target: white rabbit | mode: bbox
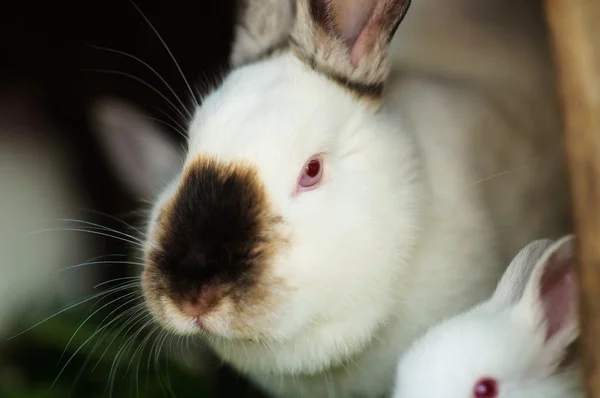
[393,235,581,398]
[90,0,568,396]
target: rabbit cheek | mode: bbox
[141,157,288,337]
[140,265,175,331]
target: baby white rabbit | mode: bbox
[91,0,568,396]
[393,235,581,398]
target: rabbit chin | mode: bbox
[142,249,405,375]
[151,290,392,375]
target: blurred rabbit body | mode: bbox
[0,88,93,338]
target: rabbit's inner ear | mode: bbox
[312,0,376,50]
[290,0,411,98]
[90,97,183,201]
[516,236,579,365]
[535,237,578,343]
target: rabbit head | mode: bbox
[91,0,420,376]
[393,235,580,398]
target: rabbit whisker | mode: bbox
[140,115,188,139]
[129,0,198,109]
[82,68,189,123]
[61,261,144,273]
[59,218,145,245]
[93,277,142,289]
[8,282,139,339]
[59,291,141,363]
[122,317,156,377]
[151,105,189,137]
[105,312,152,396]
[83,41,193,122]
[50,298,144,391]
[135,323,162,395]
[79,208,145,236]
[28,226,143,248]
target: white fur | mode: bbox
[150,52,423,377]
[93,0,568,396]
[392,236,581,398]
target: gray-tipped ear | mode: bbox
[493,235,578,368]
[230,0,296,68]
[90,97,183,200]
[291,0,411,96]
[491,239,556,306]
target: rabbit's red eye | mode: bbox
[297,155,323,192]
[473,378,498,398]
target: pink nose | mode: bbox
[180,286,217,318]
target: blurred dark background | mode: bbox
[0,1,266,396]
[1,0,235,214]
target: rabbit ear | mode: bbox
[519,235,578,345]
[490,239,556,307]
[291,0,411,98]
[495,236,578,371]
[90,97,183,200]
[491,236,578,369]
[230,0,296,68]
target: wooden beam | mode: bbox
[544,0,600,397]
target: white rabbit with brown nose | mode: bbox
[91,0,569,396]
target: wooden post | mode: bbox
[544,0,600,397]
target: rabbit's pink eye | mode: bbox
[473,378,498,398]
[305,159,320,178]
[297,155,323,191]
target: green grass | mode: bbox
[1,302,266,397]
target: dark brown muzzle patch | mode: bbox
[147,157,282,309]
